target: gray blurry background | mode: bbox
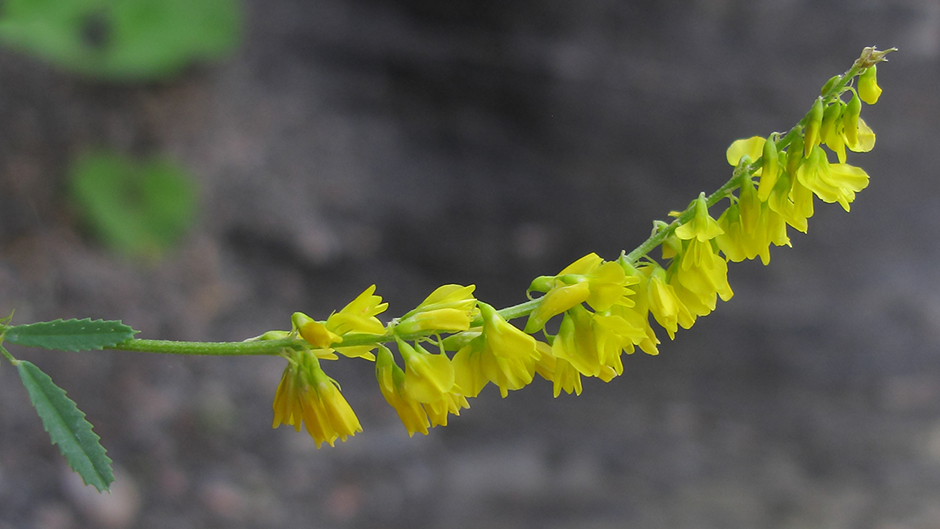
[2,1,939,528]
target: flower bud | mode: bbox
[527,276,555,294]
[819,101,844,146]
[820,74,843,96]
[803,97,824,156]
[757,134,779,202]
[843,92,861,146]
[292,312,342,349]
[786,134,804,177]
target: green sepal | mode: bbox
[16,360,114,492]
[3,318,137,352]
[439,330,481,352]
[820,74,843,96]
[527,276,555,294]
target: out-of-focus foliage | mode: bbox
[69,152,197,259]
[0,0,241,80]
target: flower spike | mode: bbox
[259,47,892,448]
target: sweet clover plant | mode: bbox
[0,47,895,492]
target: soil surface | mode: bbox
[2,1,940,528]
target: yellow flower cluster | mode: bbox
[272,349,362,448]
[269,48,891,446]
[270,285,388,446]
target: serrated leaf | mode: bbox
[16,360,113,492]
[4,318,136,352]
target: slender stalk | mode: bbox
[105,337,301,356]
[1,345,18,365]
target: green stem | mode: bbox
[105,337,302,356]
[1,345,18,365]
[623,173,744,264]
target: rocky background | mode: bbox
[2,1,940,528]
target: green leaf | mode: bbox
[16,360,114,492]
[69,151,198,259]
[4,318,136,352]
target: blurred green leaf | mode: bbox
[0,0,241,80]
[4,318,136,351]
[16,360,114,492]
[69,151,198,258]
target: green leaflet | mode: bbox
[3,318,136,352]
[16,360,113,492]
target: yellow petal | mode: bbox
[726,136,765,166]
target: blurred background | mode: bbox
[1,0,939,528]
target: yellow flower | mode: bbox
[796,147,869,211]
[454,302,540,398]
[845,117,876,154]
[668,273,710,322]
[675,194,723,242]
[544,327,585,397]
[784,171,816,231]
[726,136,765,167]
[523,282,590,333]
[451,337,489,399]
[327,284,388,335]
[533,340,555,381]
[291,313,340,360]
[524,253,638,333]
[680,238,733,298]
[765,205,791,247]
[397,338,456,404]
[716,203,748,262]
[535,338,581,397]
[376,345,469,434]
[737,179,769,263]
[663,239,731,327]
[641,263,693,340]
[819,98,875,164]
[294,285,388,361]
[556,306,600,376]
[395,284,477,335]
[272,350,362,448]
[423,391,470,428]
[549,356,583,397]
[609,261,660,355]
[592,311,647,372]
[819,100,846,162]
[375,346,430,437]
[858,65,882,105]
[718,178,790,266]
